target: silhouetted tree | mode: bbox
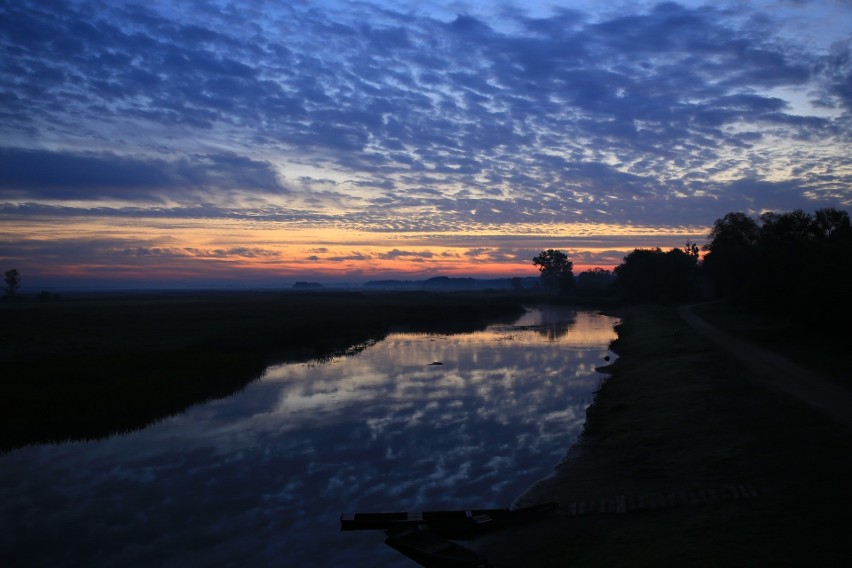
[615,249,661,302]
[684,240,700,258]
[707,212,761,248]
[532,249,574,293]
[813,207,852,240]
[801,208,852,326]
[702,207,852,327]
[759,209,814,247]
[746,210,813,313]
[4,268,20,296]
[614,246,699,303]
[702,212,760,300]
[576,268,614,295]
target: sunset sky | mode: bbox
[1,0,850,289]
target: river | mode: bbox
[0,306,618,567]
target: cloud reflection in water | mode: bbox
[0,307,617,567]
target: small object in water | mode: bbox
[429,361,444,366]
[604,355,610,361]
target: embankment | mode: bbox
[472,304,852,566]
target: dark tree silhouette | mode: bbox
[4,268,20,296]
[813,207,852,240]
[576,268,614,294]
[759,209,814,246]
[702,207,852,327]
[702,212,761,300]
[614,245,699,303]
[532,249,574,293]
[707,212,761,248]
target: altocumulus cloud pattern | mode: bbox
[0,0,850,285]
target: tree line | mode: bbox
[534,207,851,326]
[702,208,851,326]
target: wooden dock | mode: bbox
[564,483,758,517]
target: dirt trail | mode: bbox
[678,304,852,429]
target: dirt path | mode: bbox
[678,304,852,429]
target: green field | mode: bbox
[0,291,525,451]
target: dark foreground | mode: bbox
[6,292,851,566]
[0,291,525,452]
[471,303,852,566]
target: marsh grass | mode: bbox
[0,291,524,451]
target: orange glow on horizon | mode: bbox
[1,214,705,284]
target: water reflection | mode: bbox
[0,307,618,567]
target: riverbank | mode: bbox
[0,291,525,452]
[471,303,852,566]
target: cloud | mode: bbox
[815,43,852,112]
[325,252,373,262]
[0,147,287,201]
[377,249,436,260]
[0,237,271,264]
[121,247,281,259]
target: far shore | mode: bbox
[471,303,852,566]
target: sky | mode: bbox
[1,0,851,289]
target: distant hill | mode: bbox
[364,276,540,291]
[292,281,324,289]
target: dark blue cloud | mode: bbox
[816,43,852,112]
[0,148,287,200]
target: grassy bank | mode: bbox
[0,291,525,452]
[473,304,852,566]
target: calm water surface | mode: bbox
[1,307,618,567]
